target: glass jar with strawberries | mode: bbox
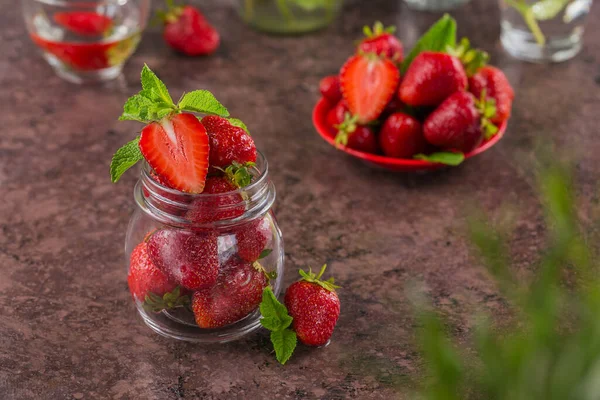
[112,66,284,342]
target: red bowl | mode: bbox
[312,97,507,172]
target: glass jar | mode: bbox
[235,0,344,34]
[22,0,149,84]
[499,0,593,63]
[125,152,284,342]
[403,0,471,11]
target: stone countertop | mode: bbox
[1,0,599,398]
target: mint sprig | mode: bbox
[414,152,465,166]
[400,14,457,74]
[110,137,143,183]
[260,287,297,365]
[118,64,229,123]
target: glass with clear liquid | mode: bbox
[500,0,593,63]
[22,0,150,83]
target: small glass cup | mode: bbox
[22,0,150,83]
[500,0,593,63]
[236,0,344,34]
[126,152,284,342]
[403,0,471,11]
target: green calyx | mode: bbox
[298,264,340,292]
[216,161,256,188]
[476,89,499,140]
[447,37,489,77]
[154,0,183,25]
[143,286,190,313]
[363,21,396,38]
[334,113,358,147]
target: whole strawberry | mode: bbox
[147,229,219,290]
[335,115,379,154]
[128,242,176,301]
[319,75,342,104]
[285,265,341,346]
[469,66,514,124]
[159,3,219,56]
[326,100,349,133]
[340,53,400,124]
[235,217,272,262]
[423,91,497,153]
[201,116,257,168]
[399,51,467,107]
[357,21,403,63]
[380,112,427,158]
[192,258,268,328]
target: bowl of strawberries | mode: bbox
[313,17,514,172]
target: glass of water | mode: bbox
[403,0,471,11]
[22,0,150,83]
[500,0,593,63]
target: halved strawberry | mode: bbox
[54,12,113,36]
[340,54,400,124]
[139,113,209,194]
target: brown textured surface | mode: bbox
[1,0,600,398]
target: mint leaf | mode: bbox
[140,64,173,106]
[260,287,293,331]
[531,0,570,20]
[270,329,297,365]
[228,118,250,135]
[400,14,457,74]
[414,152,465,166]
[110,137,143,183]
[178,90,229,117]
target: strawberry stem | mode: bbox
[297,264,340,292]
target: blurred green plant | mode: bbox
[416,156,600,400]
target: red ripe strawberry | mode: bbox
[335,115,379,154]
[380,112,427,158]
[340,54,400,124]
[192,258,268,328]
[284,265,341,346]
[326,100,349,132]
[139,113,209,194]
[127,242,176,301]
[469,66,514,124]
[357,22,403,63]
[186,176,245,223]
[399,51,468,107]
[235,217,272,262]
[147,229,219,290]
[319,75,342,104]
[54,12,113,36]
[423,91,490,153]
[161,5,219,56]
[201,116,257,168]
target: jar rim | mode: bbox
[135,150,275,229]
